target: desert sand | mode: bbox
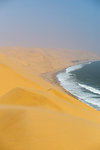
[0,47,100,150]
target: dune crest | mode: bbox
[0,47,100,150]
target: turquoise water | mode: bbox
[56,61,100,111]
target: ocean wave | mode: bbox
[79,83,100,95]
[56,60,100,111]
[66,61,92,74]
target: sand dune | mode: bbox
[0,106,100,150]
[0,47,100,150]
[0,88,62,112]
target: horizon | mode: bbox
[0,0,100,54]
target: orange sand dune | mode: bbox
[0,47,100,150]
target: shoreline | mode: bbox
[1,47,100,150]
[51,59,100,110]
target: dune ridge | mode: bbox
[0,47,100,150]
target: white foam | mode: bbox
[56,61,100,111]
[79,83,100,95]
[66,61,92,74]
[66,64,84,73]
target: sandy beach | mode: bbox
[0,47,100,150]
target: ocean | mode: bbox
[56,61,100,111]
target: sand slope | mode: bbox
[0,47,100,150]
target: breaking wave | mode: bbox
[79,83,100,95]
[56,61,100,111]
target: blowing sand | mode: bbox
[0,47,100,150]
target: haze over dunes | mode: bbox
[0,47,100,150]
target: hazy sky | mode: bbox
[0,0,100,53]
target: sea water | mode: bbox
[56,61,100,111]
